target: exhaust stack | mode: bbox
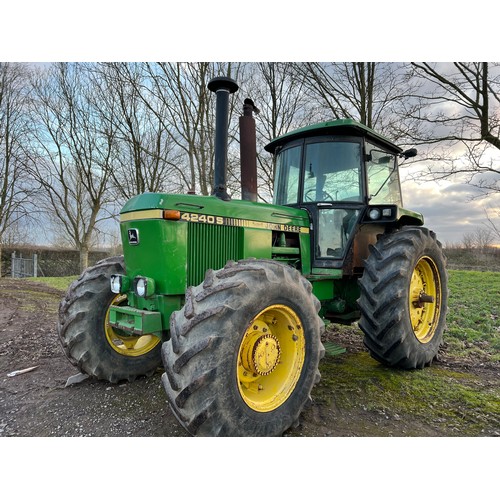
[207,76,239,201]
[240,98,259,202]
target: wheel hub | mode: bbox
[240,329,281,376]
[409,256,441,343]
[252,334,281,375]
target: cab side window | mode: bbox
[366,142,402,205]
[273,145,301,205]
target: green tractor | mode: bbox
[58,76,448,436]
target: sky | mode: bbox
[400,174,499,245]
[3,3,499,247]
[397,120,500,245]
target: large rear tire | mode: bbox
[358,227,448,369]
[161,259,325,436]
[58,256,162,382]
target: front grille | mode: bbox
[187,223,243,287]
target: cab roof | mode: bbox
[264,118,402,155]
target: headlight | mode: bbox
[134,276,155,297]
[368,208,381,220]
[110,274,130,294]
[135,278,147,297]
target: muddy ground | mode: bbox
[0,278,499,438]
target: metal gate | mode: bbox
[11,252,38,278]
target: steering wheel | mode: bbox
[304,189,334,202]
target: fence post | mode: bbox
[11,252,15,278]
[34,254,38,278]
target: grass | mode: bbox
[445,270,500,361]
[26,276,78,291]
[315,351,500,435]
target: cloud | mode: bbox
[401,178,500,245]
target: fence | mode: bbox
[2,246,117,277]
[10,252,40,278]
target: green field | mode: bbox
[446,270,500,361]
[311,269,500,436]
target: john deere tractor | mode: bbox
[58,76,448,436]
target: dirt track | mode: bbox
[0,278,499,437]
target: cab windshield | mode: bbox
[303,141,362,202]
[273,140,363,205]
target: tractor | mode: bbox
[58,76,448,436]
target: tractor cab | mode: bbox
[266,119,421,273]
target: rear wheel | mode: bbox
[58,256,162,382]
[358,227,448,369]
[161,259,325,436]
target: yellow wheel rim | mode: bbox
[104,294,160,357]
[237,305,305,412]
[409,257,441,343]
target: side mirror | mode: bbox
[401,148,417,159]
[378,155,392,164]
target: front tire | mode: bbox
[358,227,448,369]
[58,256,162,382]
[161,259,325,436]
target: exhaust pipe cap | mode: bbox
[208,76,239,94]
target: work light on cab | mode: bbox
[368,208,381,220]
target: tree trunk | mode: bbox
[79,244,89,273]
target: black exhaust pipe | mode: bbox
[207,76,239,201]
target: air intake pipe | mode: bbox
[207,76,239,201]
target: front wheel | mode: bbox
[58,256,162,382]
[161,259,325,436]
[358,227,448,369]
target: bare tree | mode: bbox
[139,62,242,196]
[408,62,500,195]
[461,232,475,250]
[292,62,422,141]
[462,227,495,251]
[485,206,500,240]
[88,63,182,201]
[28,63,115,272]
[0,63,35,276]
[474,227,495,249]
